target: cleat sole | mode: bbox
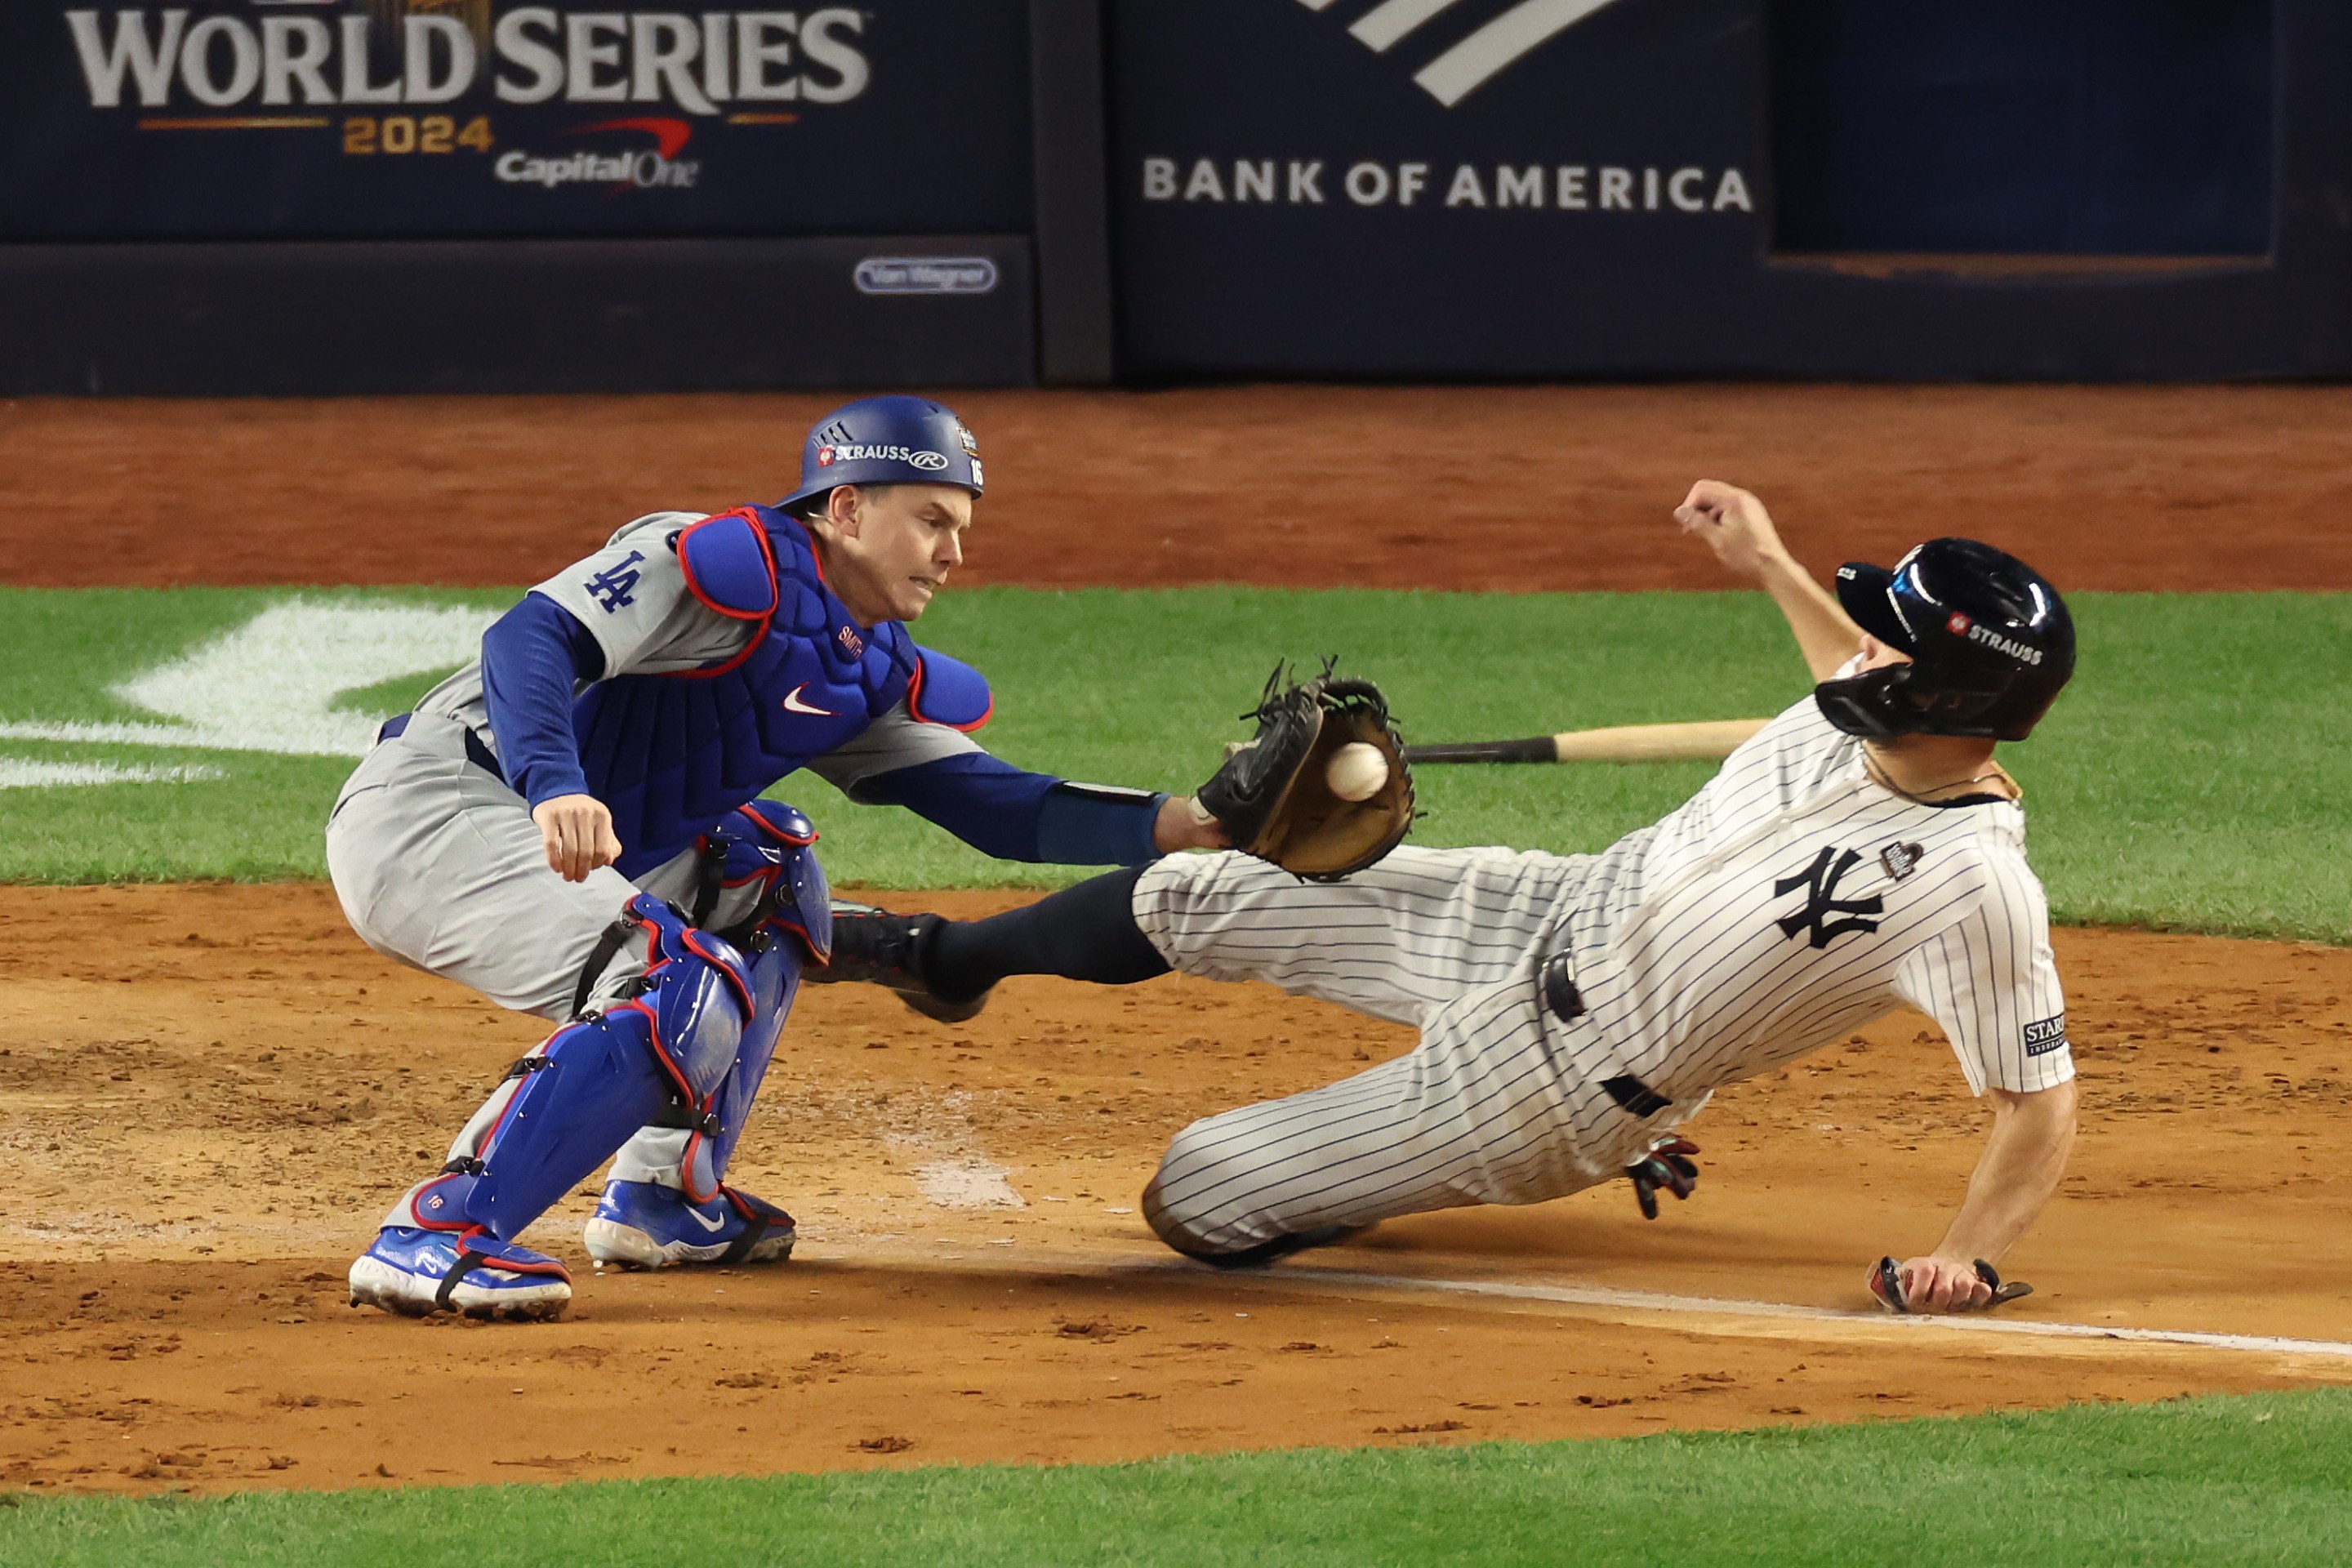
[582,1216,796,1271]
[346,1254,572,1323]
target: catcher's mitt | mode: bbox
[1196,663,1414,880]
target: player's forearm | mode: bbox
[861,755,1174,866]
[1753,549,1865,683]
[1932,1080,2077,1265]
[480,593,606,806]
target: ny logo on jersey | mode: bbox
[1775,845,1886,949]
[583,551,646,612]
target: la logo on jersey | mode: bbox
[585,551,646,613]
[1775,845,1886,949]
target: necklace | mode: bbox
[1863,750,2012,804]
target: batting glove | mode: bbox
[1868,1256,2034,1314]
[1625,1136,1700,1220]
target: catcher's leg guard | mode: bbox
[385,894,757,1244]
[583,934,806,1267]
[636,801,832,960]
[684,929,804,1197]
[672,803,823,1198]
[607,805,826,1201]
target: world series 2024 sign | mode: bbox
[0,1,1032,240]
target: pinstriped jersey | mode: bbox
[1548,689,2072,1102]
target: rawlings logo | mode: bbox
[815,443,950,470]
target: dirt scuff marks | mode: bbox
[0,884,2345,1491]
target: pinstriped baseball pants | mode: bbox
[1131,847,1681,1256]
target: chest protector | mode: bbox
[574,506,916,878]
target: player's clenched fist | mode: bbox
[1868,1254,2033,1315]
[1873,1254,1990,1313]
[1673,479,1790,581]
[532,794,623,883]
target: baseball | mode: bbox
[1325,742,1389,802]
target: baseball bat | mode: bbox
[1404,718,1771,766]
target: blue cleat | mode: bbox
[583,1180,798,1270]
[346,1225,572,1321]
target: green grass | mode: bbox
[0,586,2343,941]
[5,1390,2351,1566]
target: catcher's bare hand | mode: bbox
[1626,1136,1700,1220]
[533,794,622,883]
[1673,481,1788,581]
[1867,1254,2033,1315]
[1156,795,1230,853]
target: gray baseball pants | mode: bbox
[325,710,765,1194]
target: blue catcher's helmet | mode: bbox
[1815,538,2074,742]
[779,395,983,513]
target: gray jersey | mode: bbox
[326,510,1005,1205]
[409,511,983,791]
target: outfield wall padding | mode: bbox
[1106,0,2352,381]
[0,236,1035,396]
[6,0,2350,389]
[0,1,1054,393]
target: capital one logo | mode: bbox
[1294,0,1629,107]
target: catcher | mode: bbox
[824,481,2078,1315]
[325,396,1232,1321]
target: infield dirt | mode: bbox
[3,385,2348,1494]
[0,885,2346,1494]
[9,383,2352,591]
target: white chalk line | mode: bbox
[0,759,224,789]
[0,598,499,763]
[1274,1267,2352,1361]
[844,1243,2352,1363]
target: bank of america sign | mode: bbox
[1295,0,1628,106]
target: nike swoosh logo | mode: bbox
[782,684,836,717]
[685,1205,728,1233]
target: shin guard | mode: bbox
[680,929,805,1201]
[394,895,758,1242]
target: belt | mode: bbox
[376,711,507,786]
[1539,952,1673,1119]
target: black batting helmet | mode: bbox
[1814,538,2074,742]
